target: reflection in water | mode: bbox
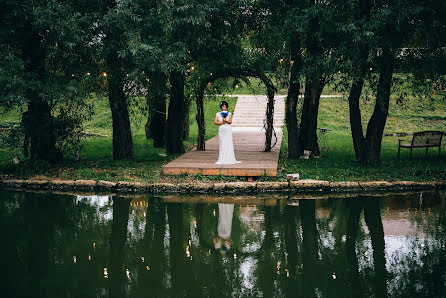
[214,204,234,256]
[0,190,445,297]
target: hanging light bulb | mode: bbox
[73,256,77,264]
[104,268,109,279]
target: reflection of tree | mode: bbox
[167,203,186,295]
[109,196,131,298]
[258,207,275,297]
[2,191,446,297]
[300,199,319,298]
[364,198,387,298]
[283,204,299,295]
[344,198,363,297]
[135,196,167,297]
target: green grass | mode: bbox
[278,94,446,182]
[0,91,445,183]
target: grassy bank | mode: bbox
[0,91,445,183]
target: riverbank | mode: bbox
[1,178,444,195]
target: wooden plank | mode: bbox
[163,131,282,177]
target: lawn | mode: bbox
[0,86,445,183]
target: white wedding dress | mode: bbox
[215,112,241,165]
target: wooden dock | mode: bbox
[163,131,282,178]
[163,95,284,179]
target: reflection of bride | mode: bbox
[214,101,241,165]
[213,203,234,256]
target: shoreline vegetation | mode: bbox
[1,89,445,186]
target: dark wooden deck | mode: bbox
[163,131,282,177]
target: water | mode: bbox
[0,190,445,298]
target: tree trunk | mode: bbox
[286,44,301,159]
[299,79,323,155]
[22,26,61,162]
[264,84,275,152]
[364,46,393,164]
[165,71,185,154]
[107,65,134,160]
[348,74,368,162]
[182,95,190,140]
[196,86,206,151]
[145,73,167,148]
[27,97,62,162]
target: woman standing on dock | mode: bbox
[214,101,241,165]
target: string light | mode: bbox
[88,255,92,261]
[332,272,336,279]
[126,269,130,279]
[104,268,109,279]
[86,72,90,76]
[102,72,107,77]
[73,256,77,264]
[146,265,150,271]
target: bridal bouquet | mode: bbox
[220,111,228,118]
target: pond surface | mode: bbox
[0,190,445,298]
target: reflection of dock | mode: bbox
[163,95,284,179]
[161,194,280,206]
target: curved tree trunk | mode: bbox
[348,74,368,162]
[264,83,275,152]
[365,46,393,164]
[166,71,185,154]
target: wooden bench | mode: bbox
[398,131,443,158]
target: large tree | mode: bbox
[343,0,446,164]
[99,0,135,160]
[0,0,95,162]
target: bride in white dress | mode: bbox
[214,101,241,165]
